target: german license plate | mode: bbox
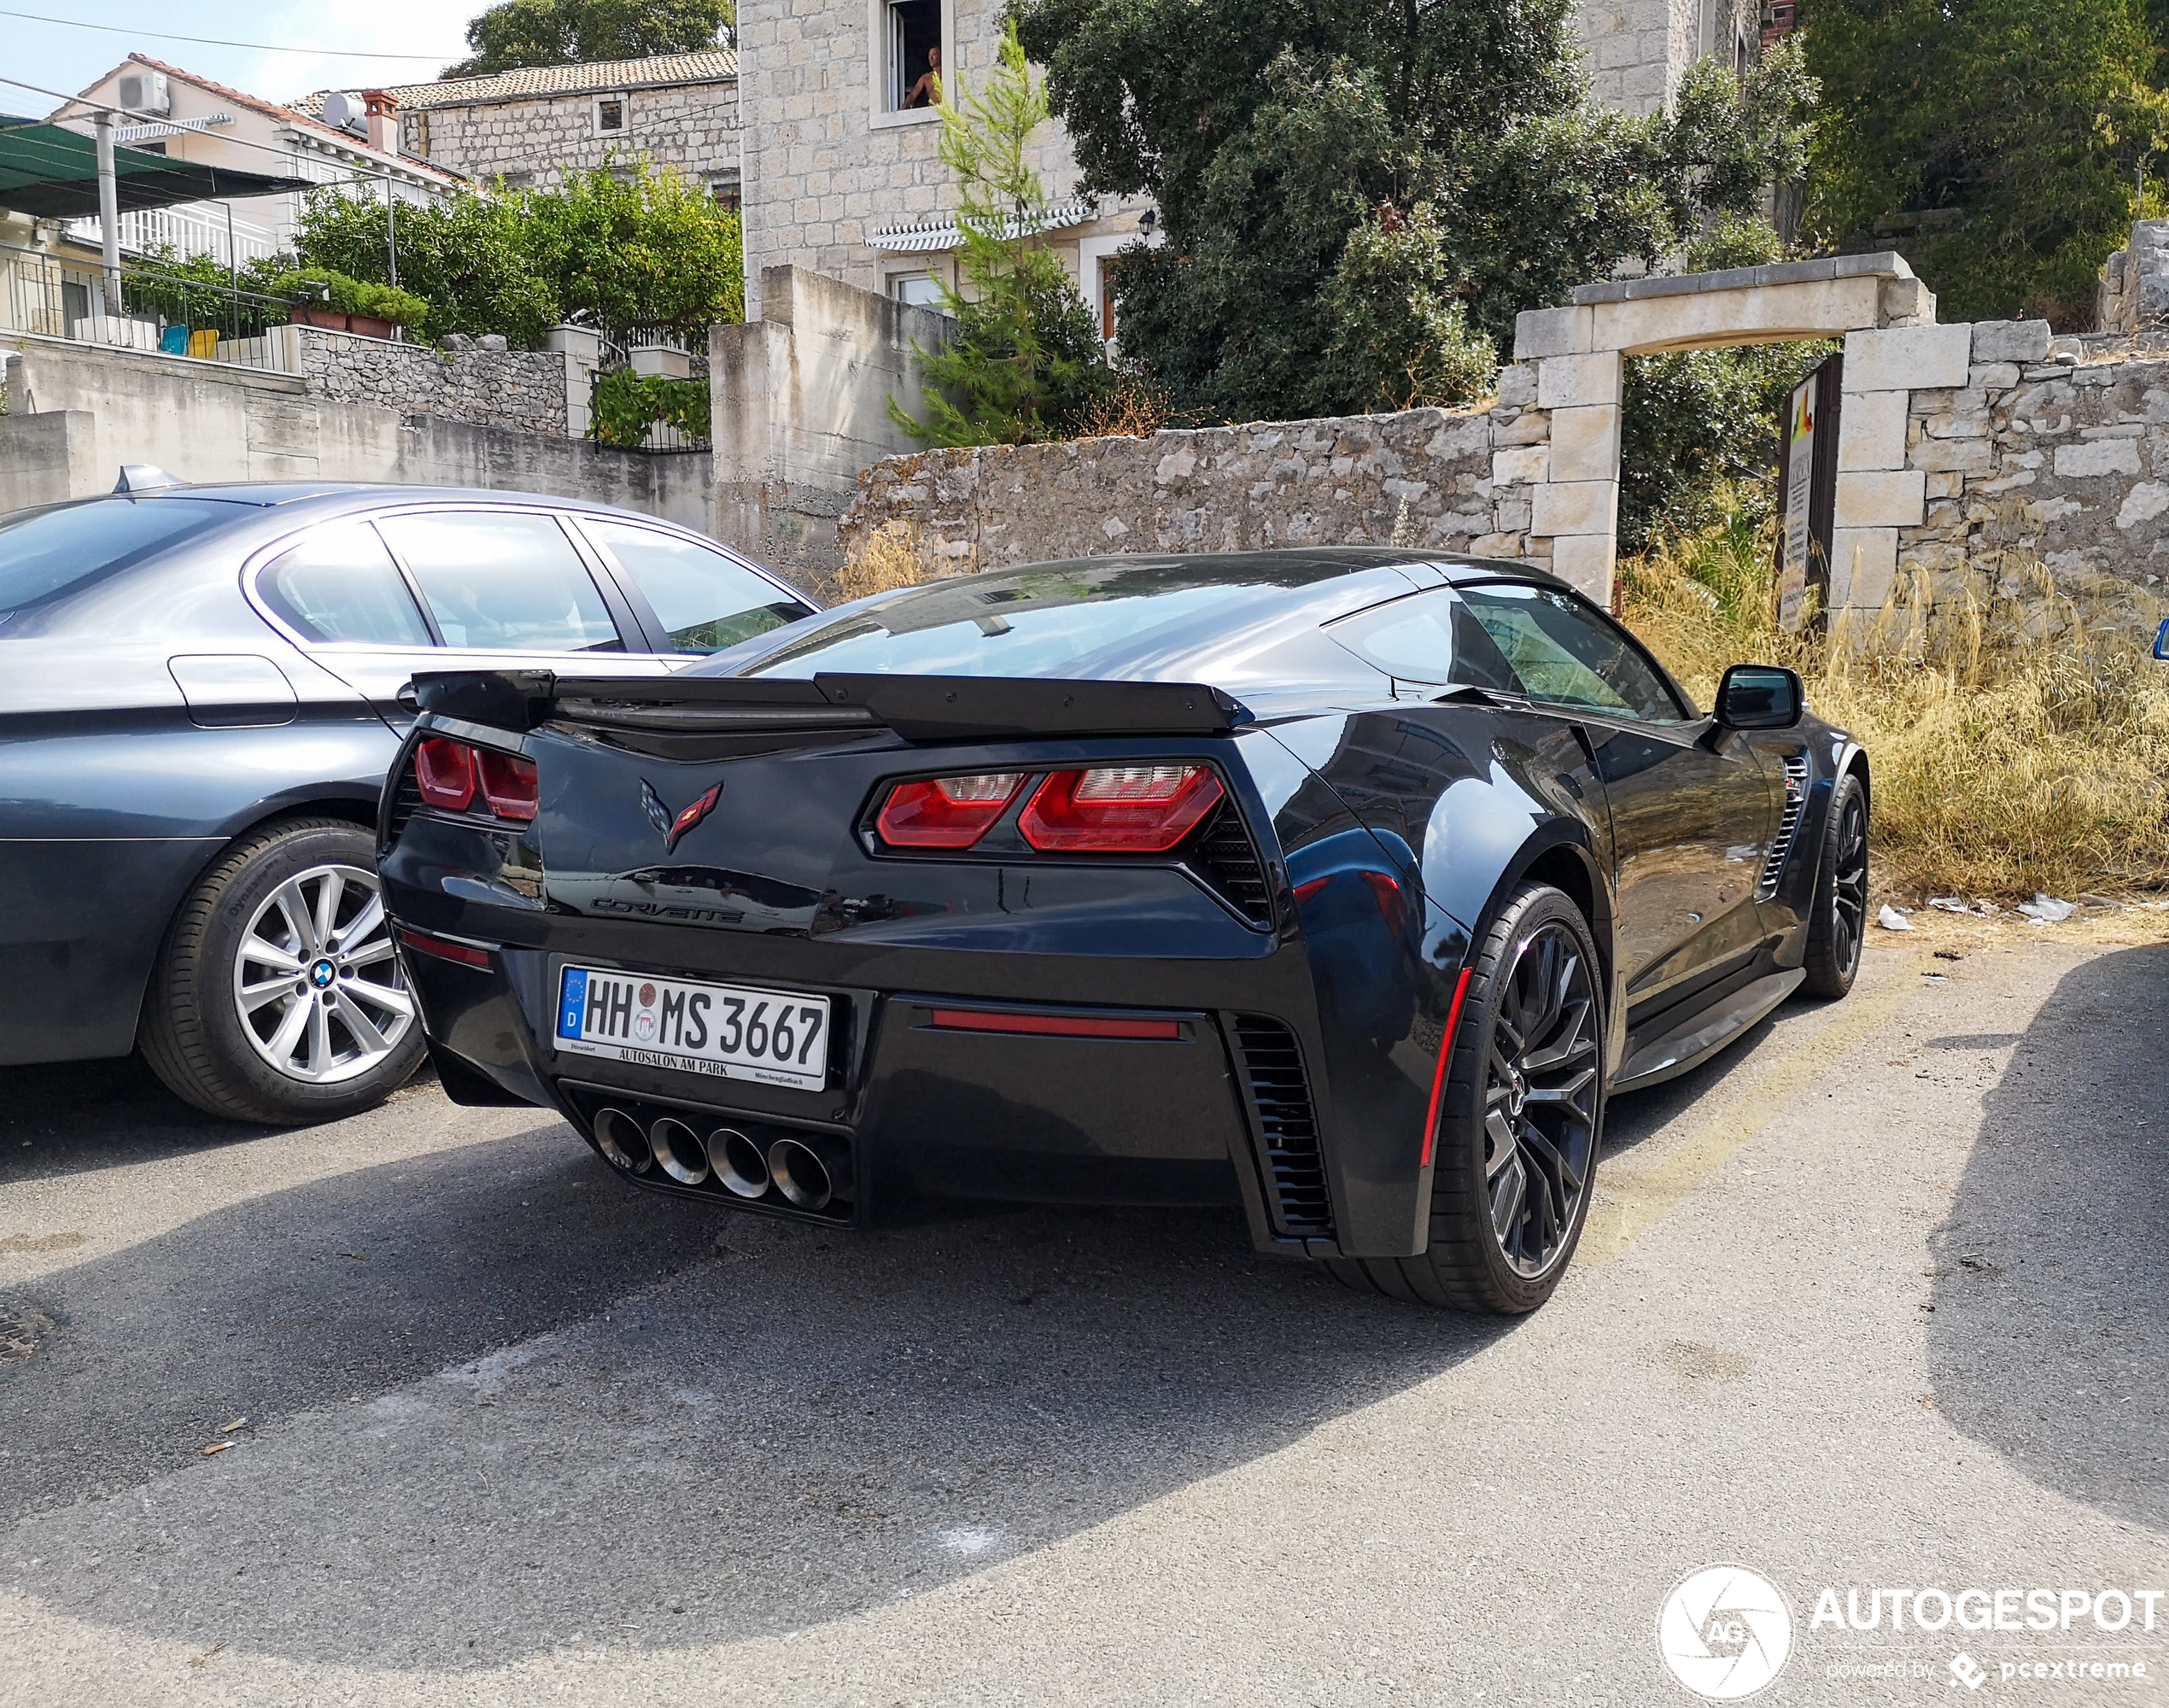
[554,965,830,1091]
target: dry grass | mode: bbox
[1617,512,2169,904]
[1064,376,1201,441]
[836,520,942,602]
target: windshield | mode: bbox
[0,497,241,614]
[728,559,1334,680]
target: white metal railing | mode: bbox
[0,240,301,373]
[61,204,283,269]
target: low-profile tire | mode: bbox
[1801,772,1868,1000]
[1331,881,1605,1315]
[139,817,425,1125]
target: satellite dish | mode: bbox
[320,91,366,135]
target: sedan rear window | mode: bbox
[0,497,239,613]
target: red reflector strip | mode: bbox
[394,926,494,968]
[1418,967,1475,1170]
[927,1008,1182,1041]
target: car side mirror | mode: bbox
[2154,617,2169,661]
[1715,664,1804,730]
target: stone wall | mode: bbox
[295,328,568,437]
[405,77,740,195]
[1869,325,2169,622]
[838,396,1530,572]
[0,336,710,539]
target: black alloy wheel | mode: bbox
[1804,772,1868,998]
[1482,918,1603,1278]
[1330,880,1605,1314]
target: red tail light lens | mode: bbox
[1019,764,1225,852]
[412,737,537,822]
[414,737,476,810]
[476,750,539,822]
[876,772,1026,848]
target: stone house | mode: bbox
[735,0,1759,332]
[298,52,743,207]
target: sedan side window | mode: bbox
[1456,583,1688,722]
[254,522,434,646]
[1324,590,1521,692]
[376,511,624,653]
[585,520,814,653]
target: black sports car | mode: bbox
[0,481,814,1123]
[379,549,1869,1313]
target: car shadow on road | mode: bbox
[1927,944,2169,1532]
[0,1108,1510,1670]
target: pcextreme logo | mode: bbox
[1657,1565,1795,1699]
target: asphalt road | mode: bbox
[2,931,2165,1705]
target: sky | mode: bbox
[1,0,476,118]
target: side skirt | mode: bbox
[1611,967,1806,1094]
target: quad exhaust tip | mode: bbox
[712,1127,771,1199]
[648,1116,710,1186]
[592,1107,652,1174]
[766,1137,832,1212]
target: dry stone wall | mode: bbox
[838,397,1536,573]
[295,328,567,438]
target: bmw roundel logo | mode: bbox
[309,958,337,989]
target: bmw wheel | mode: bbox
[140,818,426,1124]
[1332,881,1605,1314]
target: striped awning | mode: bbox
[868,200,1098,254]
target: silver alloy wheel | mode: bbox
[231,861,414,1084]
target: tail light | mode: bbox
[876,772,1027,848]
[1019,764,1224,852]
[411,736,538,823]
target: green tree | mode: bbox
[1808,0,2167,325]
[295,163,742,348]
[447,0,733,77]
[1013,0,1816,420]
[891,21,1110,446]
[295,186,558,346]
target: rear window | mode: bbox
[0,497,240,613]
[730,561,1289,680]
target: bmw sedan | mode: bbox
[377,549,1870,1313]
[0,482,815,1123]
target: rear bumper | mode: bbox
[400,940,1289,1241]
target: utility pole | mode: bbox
[93,109,122,321]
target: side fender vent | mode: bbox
[1229,1015,1332,1237]
[383,765,424,846]
[1756,753,1811,901]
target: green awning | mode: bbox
[0,114,311,220]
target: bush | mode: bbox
[588,366,711,447]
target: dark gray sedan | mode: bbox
[0,481,815,1123]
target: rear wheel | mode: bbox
[139,819,425,1125]
[1331,882,1605,1313]
[1802,772,1868,999]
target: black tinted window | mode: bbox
[0,497,238,613]
[257,522,433,646]
[1457,583,1687,722]
[377,511,623,653]
[1325,591,1521,692]
[587,520,811,653]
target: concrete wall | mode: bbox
[0,336,709,533]
[710,266,953,587]
[295,328,568,437]
[838,399,1529,572]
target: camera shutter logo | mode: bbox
[1657,1565,1794,1699]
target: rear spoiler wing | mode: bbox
[409,670,1251,743]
